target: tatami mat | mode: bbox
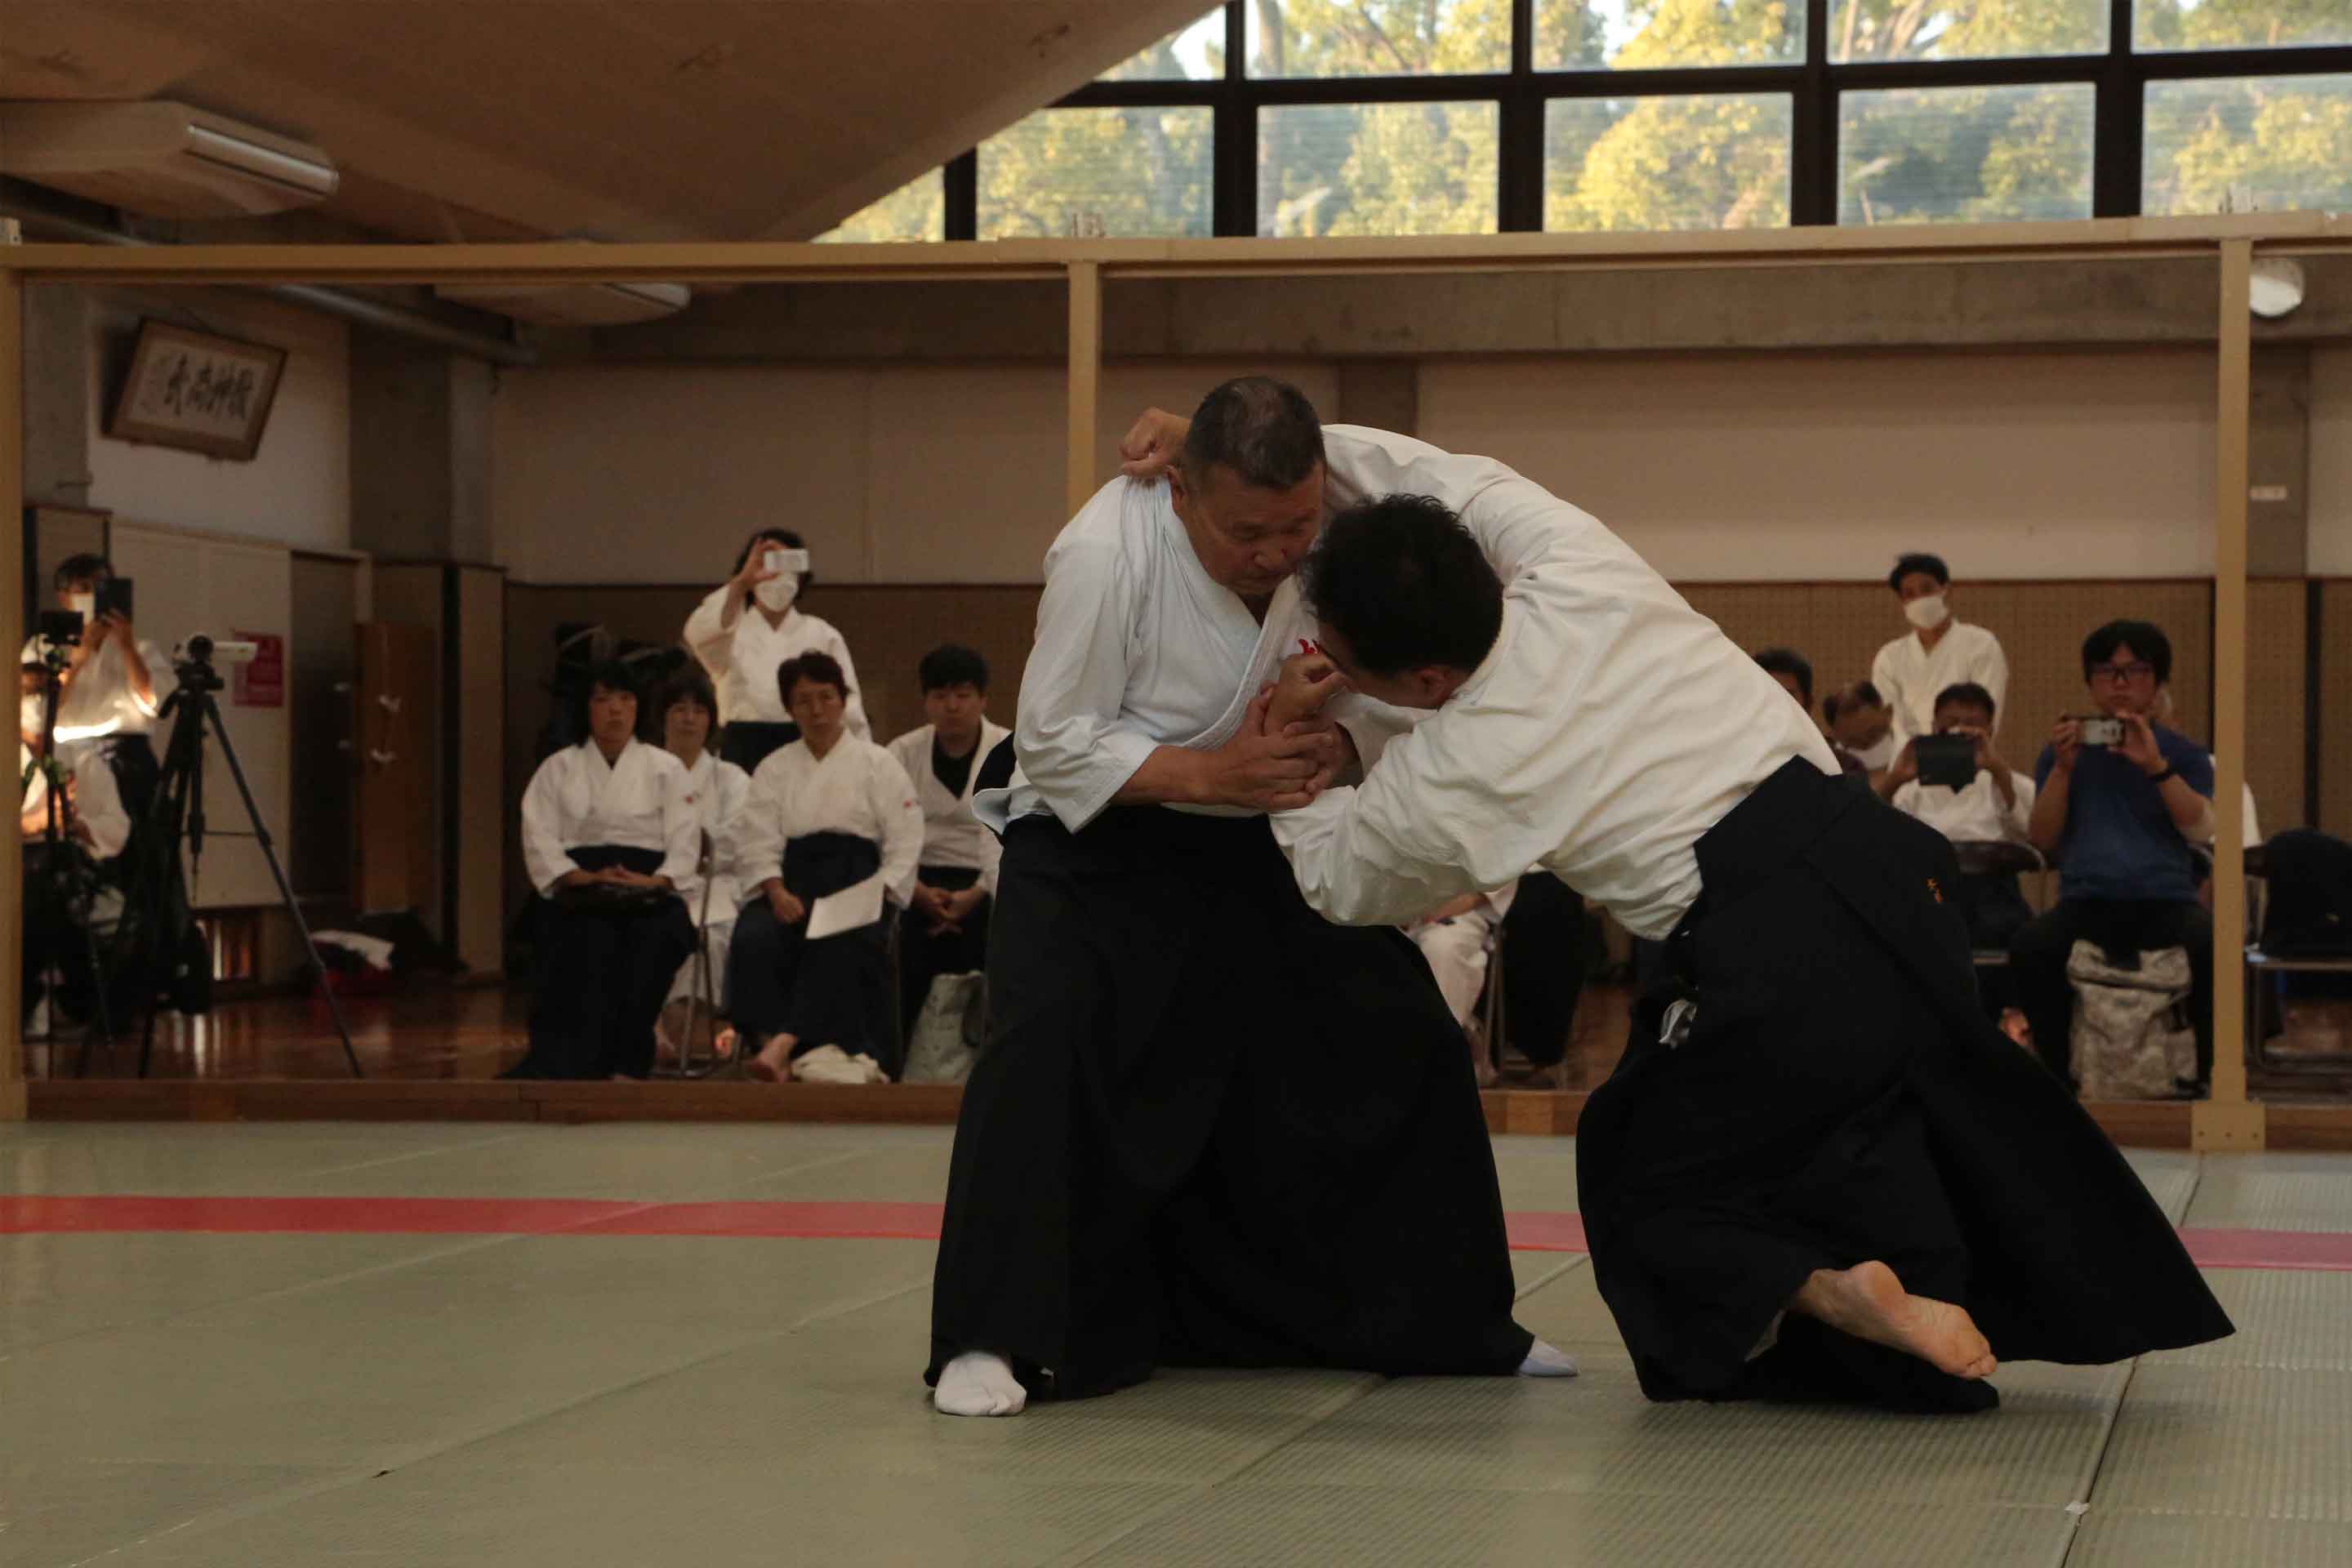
[5,1121,2350,1568]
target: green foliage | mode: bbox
[814,173,945,244]
[978,108,1214,238]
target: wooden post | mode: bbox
[1066,261,1102,519]
[0,262,25,1119]
[2195,238,2264,1152]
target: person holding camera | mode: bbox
[683,528,870,774]
[22,555,167,819]
[1883,682,2036,951]
[2008,621,2216,1090]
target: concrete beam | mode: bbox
[559,256,2352,367]
[20,283,91,506]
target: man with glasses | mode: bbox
[2010,620,2217,1091]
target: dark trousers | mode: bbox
[514,848,694,1080]
[2011,898,2213,1087]
[898,864,989,1038]
[929,809,1530,1400]
[1499,871,1586,1068]
[726,831,893,1071]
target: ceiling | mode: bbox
[0,0,1214,243]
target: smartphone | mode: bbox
[2078,716,2125,747]
[762,547,811,576]
[1915,733,1976,790]
[95,577,133,621]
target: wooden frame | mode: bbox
[103,318,288,461]
[8,212,2352,1130]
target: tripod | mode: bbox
[118,638,362,1079]
[24,642,118,1067]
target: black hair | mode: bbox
[1753,648,1814,705]
[1181,376,1327,493]
[1298,493,1503,676]
[777,651,850,708]
[1933,680,1998,723]
[54,554,110,591]
[1887,552,1950,592]
[584,659,640,699]
[654,668,718,720]
[2082,619,2173,684]
[917,644,989,695]
[1819,679,1885,726]
[729,528,813,603]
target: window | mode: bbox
[978,107,1214,239]
[889,2,2352,237]
[1536,0,1805,69]
[1247,0,1511,78]
[1548,95,1793,230]
[2136,0,2352,52]
[1829,0,2106,63]
[1841,83,2096,223]
[813,172,945,244]
[2144,73,2352,215]
[1260,102,1501,234]
[1102,7,1227,80]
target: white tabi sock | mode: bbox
[933,1350,1027,1416]
[1517,1339,1579,1378]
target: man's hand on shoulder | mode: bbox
[1118,408,1190,481]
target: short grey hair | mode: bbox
[1181,376,1326,492]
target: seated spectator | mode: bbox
[1755,648,1871,793]
[733,653,924,1085]
[1494,872,1590,1092]
[509,662,699,1080]
[1885,680,2036,949]
[2010,621,2216,1091]
[887,645,1009,1039]
[1871,552,2009,748]
[1408,882,1517,1085]
[683,529,869,773]
[653,670,751,1063]
[20,662,133,1032]
[24,554,171,822]
[1821,680,1898,776]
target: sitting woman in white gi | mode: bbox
[732,652,923,1084]
[683,528,870,775]
[509,661,699,1080]
[652,670,751,1064]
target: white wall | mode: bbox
[1420,350,2221,583]
[489,361,1342,585]
[2310,348,2352,577]
[86,290,352,551]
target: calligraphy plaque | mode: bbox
[105,320,289,461]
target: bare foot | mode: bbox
[1790,1261,1998,1381]
[745,1034,795,1083]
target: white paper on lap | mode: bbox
[807,875,886,941]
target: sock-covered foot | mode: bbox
[1517,1339,1579,1378]
[933,1351,1027,1416]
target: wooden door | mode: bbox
[355,622,436,915]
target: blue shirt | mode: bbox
[2034,724,2214,903]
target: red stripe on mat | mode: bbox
[1,1196,2345,1271]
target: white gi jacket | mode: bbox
[736,735,924,910]
[1893,769,2036,847]
[1870,622,2009,748]
[21,633,170,746]
[887,719,1010,897]
[675,750,753,920]
[681,588,871,739]
[519,737,699,900]
[20,742,131,861]
[1272,427,1840,942]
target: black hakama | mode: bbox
[727,830,897,1068]
[928,807,1533,1401]
[510,845,695,1080]
[1576,760,2233,1411]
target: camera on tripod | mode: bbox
[171,635,261,694]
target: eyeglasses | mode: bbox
[2088,662,2155,684]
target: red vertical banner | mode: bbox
[232,630,285,707]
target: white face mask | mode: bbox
[1854,733,1899,772]
[67,592,96,626]
[1904,593,1949,631]
[754,574,798,613]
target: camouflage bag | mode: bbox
[2067,941,2195,1099]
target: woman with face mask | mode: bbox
[682,528,871,773]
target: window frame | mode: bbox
[910,1,2352,238]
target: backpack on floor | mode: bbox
[2068,942,2194,1099]
[902,971,986,1085]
